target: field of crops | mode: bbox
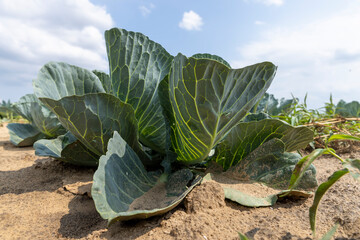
[0,28,359,240]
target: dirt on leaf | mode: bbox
[0,123,359,240]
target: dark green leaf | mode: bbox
[214,118,314,169]
[93,70,113,95]
[7,123,45,147]
[92,131,201,224]
[225,138,317,189]
[204,138,316,207]
[161,53,277,164]
[11,94,36,122]
[106,28,174,152]
[191,53,231,68]
[12,94,66,138]
[34,132,99,166]
[39,93,149,163]
[33,62,105,100]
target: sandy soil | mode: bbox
[0,123,359,240]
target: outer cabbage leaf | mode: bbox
[12,94,66,137]
[92,131,201,224]
[33,62,105,100]
[105,28,174,153]
[34,132,99,166]
[39,93,148,163]
[7,123,45,146]
[93,70,112,95]
[160,53,276,164]
[215,118,314,169]
[191,53,231,68]
[11,94,35,122]
[205,138,317,207]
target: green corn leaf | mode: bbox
[286,149,329,194]
[328,134,360,142]
[309,169,349,237]
[238,232,252,240]
[319,223,340,240]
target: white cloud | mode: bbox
[179,10,203,31]
[0,0,114,101]
[139,3,155,17]
[232,5,360,108]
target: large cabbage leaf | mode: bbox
[105,28,174,153]
[12,94,66,137]
[7,94,66,146]
[160,54,277,165]
[191,53,231,68]
[92,131,201,224]
[7,123,45,147]
[205,138,317,207]
[215,117,314,169]
[34,132,99,166]
[34,62,105,100]
[39,93,149,163]
[92,70,112,95]
[204,117,316,207]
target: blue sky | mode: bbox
[0,0,359,108]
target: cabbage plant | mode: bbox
[335,99,360,117]
[7,94,66,146]
[32,28,317,224]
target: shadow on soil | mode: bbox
[58,195,106,239]
[58,194,164,239]
[0,157,95,195]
